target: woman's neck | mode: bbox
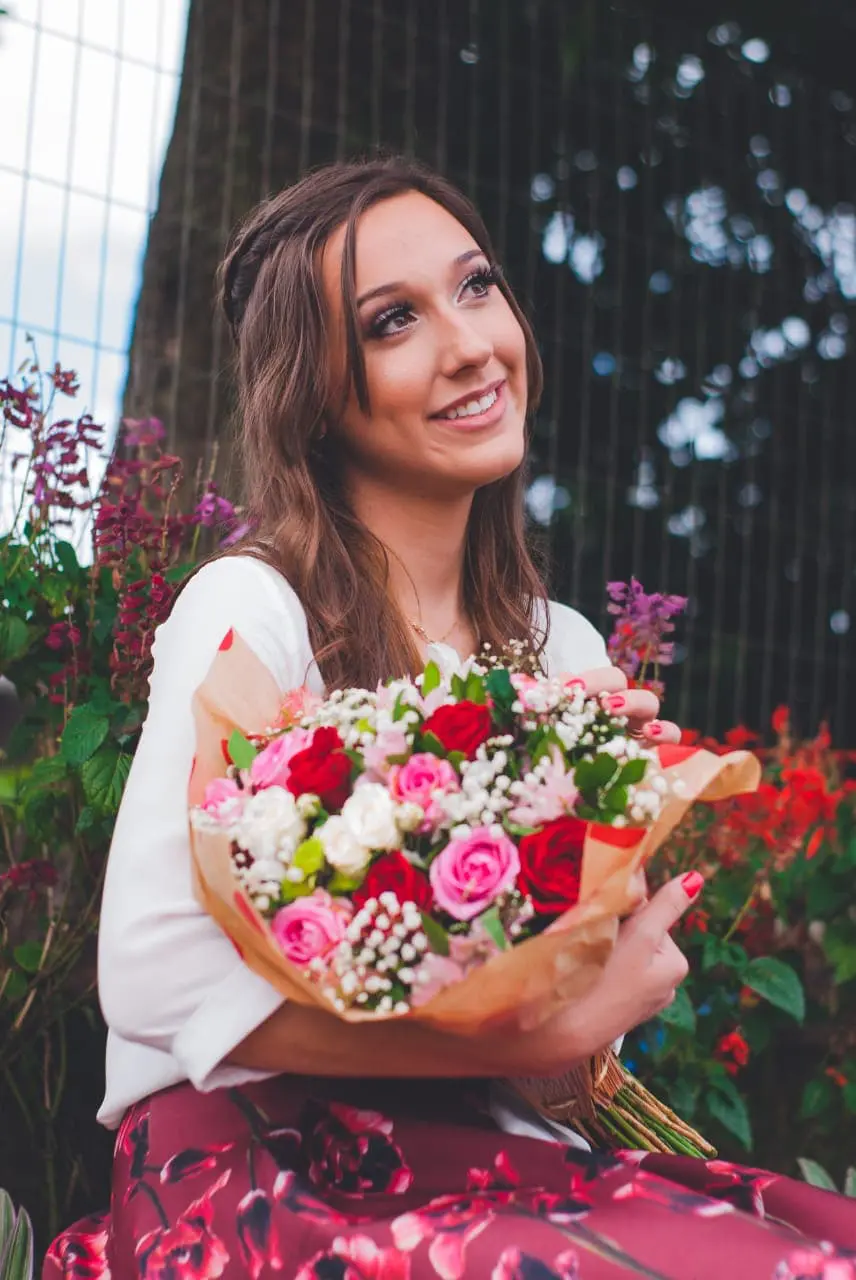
[347,475,473,641]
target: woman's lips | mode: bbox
[431,381,507,431]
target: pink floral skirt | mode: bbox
[44,1075,856,1280]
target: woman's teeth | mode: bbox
[438,388,498,420]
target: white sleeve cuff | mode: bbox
[171,963,286,1092]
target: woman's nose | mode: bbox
[437,309,493,375]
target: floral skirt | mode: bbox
[44,1075,856,1280]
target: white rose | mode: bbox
[341,782,399,850]
[318,815,372,876]
[236,786,306,863]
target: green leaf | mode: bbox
[464,671,487,704]
[13,940,44,973]
[227,730,258,770]
[420,911,450,957]
[0,1189,13,1259]
[578,752,619,790]
[485,667,516,714]
[447,751,467,771]
[707,1082,752,1150]
[81,747,132,814]
[843,1081,856,1115]
[823,921,856,985]
[328,871,361,894]
[74,806,99,836]
[25,756,67,789]
[617,758,648,785]
[744,956,805,1023]
[0,615,30,663]
[658,984,696,1033]
[60,705,110,766]
[604,784,629,814]
[421,661,441,696]
[1,1202,34,1280]
[2,971,28,1001]
[54,539,80,576]
[477,905,509,951]
[844,1167,856,1198]
[800,1076,836,1120]
[797,1158,838,1192]
[294,837,324,876]
[419,731,447,758]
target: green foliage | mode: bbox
[0,1190,34,1280]
[629,719,856,1174]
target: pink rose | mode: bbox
[429,827,521,921]
[388,753,459,831]
[249,728,314,790]
[271,891,352,967]
[362,729,409,780]
[201,777,243,822]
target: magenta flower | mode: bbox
[194,483,237,529]
[606,577,687,681]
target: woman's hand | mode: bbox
[231,876,701,1084]
[568,666,681,746]
[499,873,701,1077]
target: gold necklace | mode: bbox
[409,617,460,647]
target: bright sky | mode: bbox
[0,0,189,431]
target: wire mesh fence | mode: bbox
[3,0,855,741]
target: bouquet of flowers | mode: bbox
[189,630,759,1154]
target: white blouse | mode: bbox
[97,555,609,1129]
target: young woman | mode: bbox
[46,159,856,1280]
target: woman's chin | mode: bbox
[452,434,526,490]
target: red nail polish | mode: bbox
[681,871,705,899]
[647,720,663,736]
[607,694,626,711]
[566,677,586,692]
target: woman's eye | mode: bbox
[460,267,499,300]
[368,305,414,339]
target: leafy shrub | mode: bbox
[0,357,236,1237]
[629,712,856,1172]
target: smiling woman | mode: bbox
[43,158,856,1280]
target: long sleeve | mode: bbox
[544,600,610,674]
[97,556,318,1126]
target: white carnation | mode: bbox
[236,786,306,863]
[341,782,399,850]
[318,815,372,876]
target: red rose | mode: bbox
[353,852,433,911]
[517,817,588,916]
[421,700,493,759]
[286,726,353,811]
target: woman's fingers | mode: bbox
[566,667,628,697]
[630,873,704,950]
[640,718,681,745]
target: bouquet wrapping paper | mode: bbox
[188,631,761,1038]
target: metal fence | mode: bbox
[3,0,855,741]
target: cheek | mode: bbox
[363,342,434,421]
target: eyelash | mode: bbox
[366,265,501,339]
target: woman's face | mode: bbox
[322,191,529,498]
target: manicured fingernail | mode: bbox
[681,871,705,899]
[646,720,663,737]
[566,677,586,692]
[606,694,626,712]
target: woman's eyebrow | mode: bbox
[356,248,485,308]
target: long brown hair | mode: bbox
[218,156,549,690]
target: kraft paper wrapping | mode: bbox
[189,630,761,1038]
